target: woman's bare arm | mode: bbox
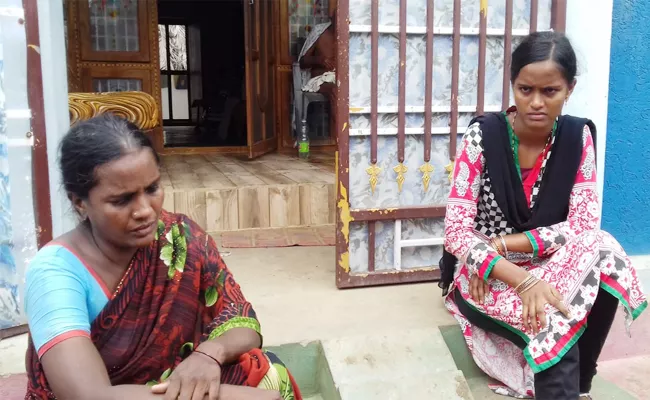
[41,337,164,400]
[194,327,262,365]
[486,258,530,288]
[40,337,266,400]
[501,233,534,253]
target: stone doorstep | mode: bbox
[336,372,474,400]
[319,327,474,400]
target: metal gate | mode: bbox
[335,0,567,288]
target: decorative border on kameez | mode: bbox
[463,295,532,346]
[599,275,648,320]
[461,286,647,374]
[479,254,503,282]
[523,319,587,373]
[208,316,262,340]
[524,280,648,372]
[466,295,587,374]
[524,230,543,259]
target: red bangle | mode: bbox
[193,350,223,369]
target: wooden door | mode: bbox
[65,0,163,150]
[244,0,277,159]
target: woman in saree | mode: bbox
[23,114,302,400]
[441,31,646,399]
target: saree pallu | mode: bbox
[25,211,301,400]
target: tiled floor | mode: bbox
[159,152,336,232]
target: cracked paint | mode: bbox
[337,181,354,273]
[480,0,488,15]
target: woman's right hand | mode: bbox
[520,279,571,335]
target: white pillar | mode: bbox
[563,0,614,223]
[37,0,76,236]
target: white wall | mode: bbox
[37,0,76,236]
[563,0,614,222]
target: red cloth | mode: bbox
[25,211,296,399]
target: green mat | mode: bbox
[439,325,637,400]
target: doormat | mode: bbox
[220,225,335,248]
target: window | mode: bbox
[159,24,190,122]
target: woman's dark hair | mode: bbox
[60,113,159,200]
[511,31,577,85]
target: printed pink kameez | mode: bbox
[444,121,647,397]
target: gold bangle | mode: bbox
[491,238,504,256]
[514,275,534,293]
[517,279,535,294]
[519,278,540,295]
[498,235,509,258]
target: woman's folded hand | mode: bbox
[151,351,222,400]
[520,279,571,335]
[470,273,491,305]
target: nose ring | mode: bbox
[132,211,140,219]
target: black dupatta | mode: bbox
[438,113,597,295]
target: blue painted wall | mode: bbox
[602,0,650,255]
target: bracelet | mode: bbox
[514,275,535,294]
[491,238,504,256]
[193,350,223,369]
[516,276,536,294]
[498,235,509,259]
[519,278,539,296]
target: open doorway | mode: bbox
[63,0,337,159]
[61,0,339,236]
[158,0,248,148]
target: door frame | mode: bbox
[244,0,277,159]
[0,0,54,340]
[334,0,569,289]
[274,0,338,152]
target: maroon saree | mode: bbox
[25,211,301,399]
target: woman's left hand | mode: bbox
[151,351,222,400]
[470,273,491,305]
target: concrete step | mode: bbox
[321,327,474,399]
[336,372,472,400]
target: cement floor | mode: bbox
[225,247,650,399]
[222,246,455,347]
[1,246,649,399]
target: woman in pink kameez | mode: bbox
[441,31,646,399]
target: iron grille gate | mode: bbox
[335,0,567,288]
